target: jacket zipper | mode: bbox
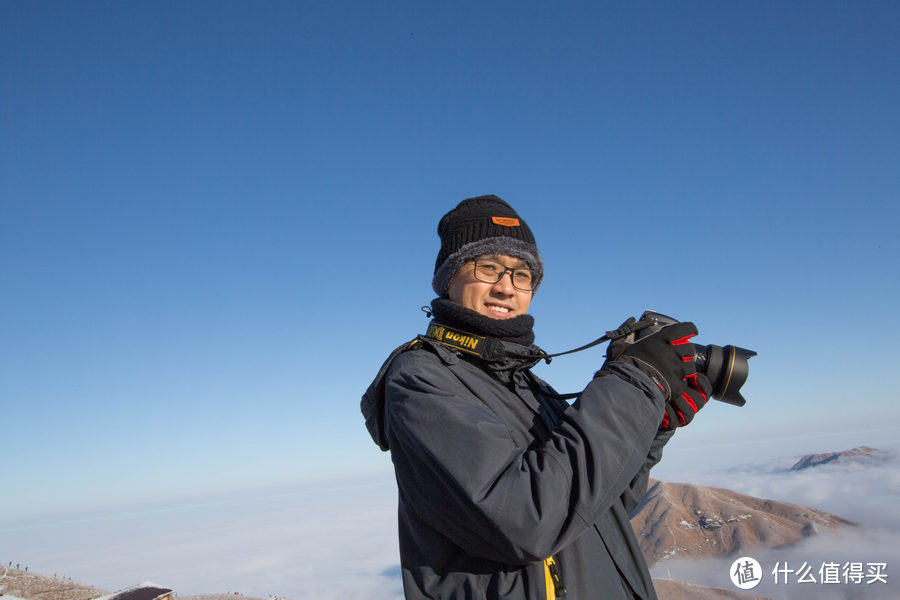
[544,556,567,598]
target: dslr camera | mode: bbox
[634,310,756,407]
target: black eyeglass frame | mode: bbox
[471,258,536,292]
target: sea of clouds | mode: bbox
[3,442,899,599]
[1,477,404,600]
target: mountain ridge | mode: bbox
[632,478,853,564]
[790,444,892,470]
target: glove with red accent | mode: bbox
[660,371,712,430]
[603,319,700,402]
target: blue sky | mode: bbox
[3,1,899,523]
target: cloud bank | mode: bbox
[3,444,898,599]
[1,480,404,600]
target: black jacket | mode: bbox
[362,335,673,599]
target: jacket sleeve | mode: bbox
[384,351,666,565]
[620,428,675,516]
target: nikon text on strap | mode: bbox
[425,322,508,361]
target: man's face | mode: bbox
[447,254,533,319]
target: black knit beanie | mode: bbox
[432,195,543,297]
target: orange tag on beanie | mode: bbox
[492,216,520,227]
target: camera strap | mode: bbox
[423,317,655,364]
[505,317,656,362]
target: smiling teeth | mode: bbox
[489,306,510,313]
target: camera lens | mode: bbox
[694,344,757,406]
[634,311,756,407]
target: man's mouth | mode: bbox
[485,303,512,316]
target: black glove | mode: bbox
[660,372,712,430]
[604,318,699,402]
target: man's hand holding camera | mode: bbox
[602,317,713,430]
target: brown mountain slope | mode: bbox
[652,578,773,600]
[632,479,853,564]
[0,569,267,600]
[0,568,103,600]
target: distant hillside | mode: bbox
[632,479,853,564]
[0,569,268,600]
[652,578,773,600]
[790,445,892,470]
[0,568,103,600]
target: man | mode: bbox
[362,195,711,599]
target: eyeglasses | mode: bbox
[471,258,536,291]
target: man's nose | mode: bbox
[491,271,516,294]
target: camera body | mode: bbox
[634,310,756,407]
